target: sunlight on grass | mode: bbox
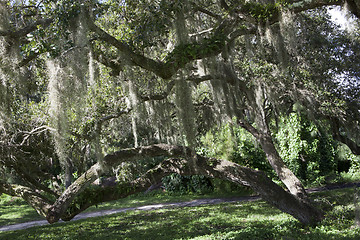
[0,203,44,226]
[0,188,360,239]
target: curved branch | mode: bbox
[139,75,212,102]
[289,0,343,13]
[86,11,251,79]
[46,144,322,225]
[331,118,360,155]
[345,0,360,19]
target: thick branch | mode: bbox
[186,74,213,84]
[190,1,222,20]
[46,144,322,225]
[87,12,250,79]
[0,18,52,38]
[333,133,360,155]
[46,144,193,223]
[345,0,360,19]
[46,163,105,223]
[12,164,58,197]
[140,75,213,102]
[289,0,343,13]
[140,81,175,101]
[87,19,168,77]
[91,47,124,76]
[331,118,360,155]
[18,51,43,67]
[237,119,260,139]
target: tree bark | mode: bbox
[258,133,309,202]
[239,118,310,203]
[240,84,309,203]
[346,0,360,19]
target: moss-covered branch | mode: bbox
[46,144,323,225]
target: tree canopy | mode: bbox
[0,0,360,226]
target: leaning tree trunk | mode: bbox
[241,83,309,203]
[44,144,323,225]
[238,116,309,204]
[258,133,309,202]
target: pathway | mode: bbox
[1,182,359,232]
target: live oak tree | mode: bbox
[0,0,359,226]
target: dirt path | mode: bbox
[1,182,359,232]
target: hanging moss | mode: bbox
[46,15,91,184]
[0,1,9,31]
[46,59,70,167]
[0,3,19,118]
[172,0,197,147]
[175,75,197,147]
[206,58,237,126]
[279,9,297,56]
[0,3,10,112]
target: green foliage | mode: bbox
[164,34,225,71]
[275,113,337,185]
[336,143,360,182]
[0,194,22,206]
[242,1,281,21]
[100,0,174,49]
[198,122,273,193]
[162,173,213,195]
[337,144,360,173]
[199,122,269,173]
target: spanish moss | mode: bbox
[46,15,90,186]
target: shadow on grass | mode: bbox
[0,204,43,226]
[1,188,360,239]
[2,200,359,240]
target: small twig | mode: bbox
[20,126,55,145]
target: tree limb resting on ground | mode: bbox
[43,144,323,225]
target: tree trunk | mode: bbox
[346,0,360,19]
[64,158,73,189]
[243,84,309,203]
[238,112,309,203]
[46,163,105,223]
[259,133,309,202]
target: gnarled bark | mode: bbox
[258,133,309,202]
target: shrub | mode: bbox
[162,173,213,194]
[275,113,337,185]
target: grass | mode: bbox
[0,189,252,227]
[0,195,44,226]
[0,187,360,239]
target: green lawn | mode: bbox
[0,190,251,227]
[0,196,44,226]
[0,188,360,239]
